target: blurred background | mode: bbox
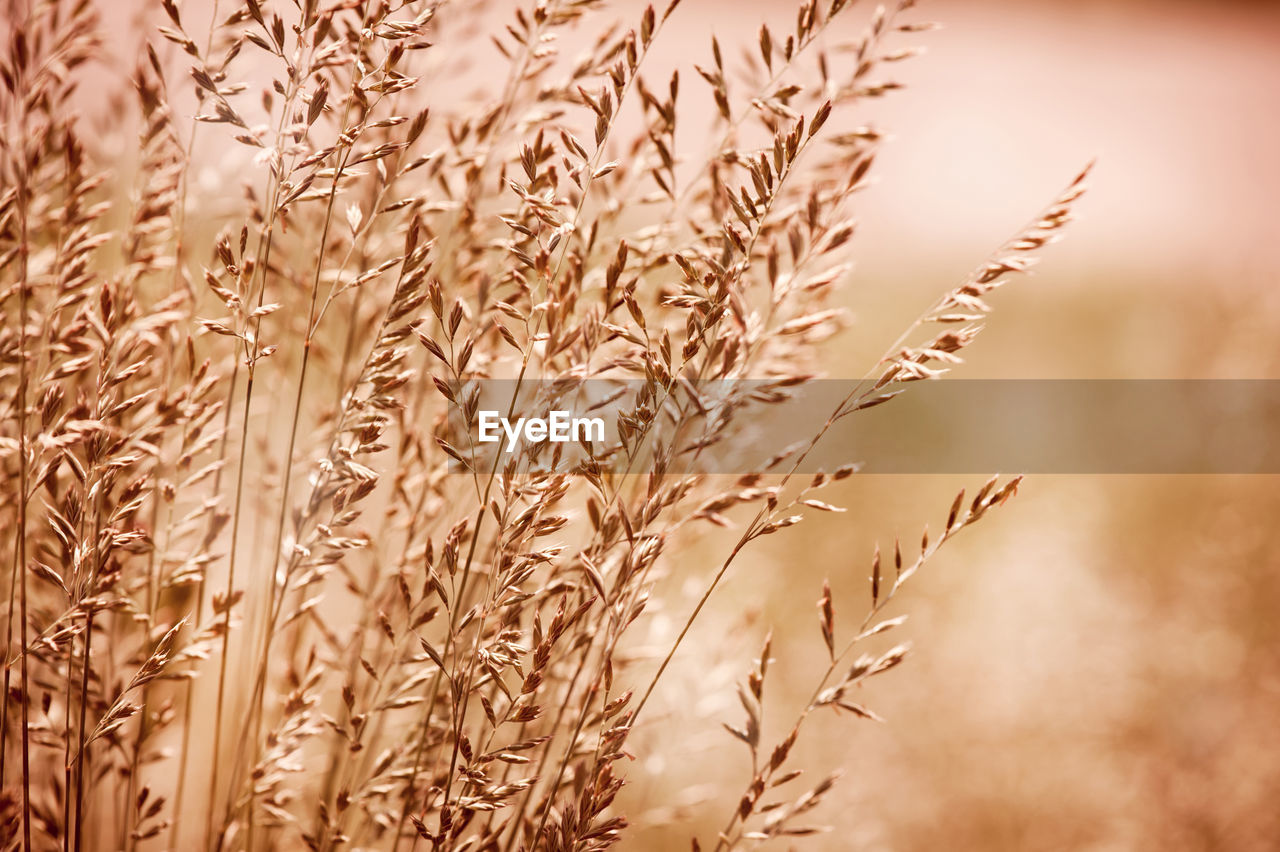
[614,1,1280,850]
[76,0,1280,847]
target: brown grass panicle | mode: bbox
[0,0,1089,849]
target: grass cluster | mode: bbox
[0,0,1086,848]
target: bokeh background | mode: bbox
[613,1,1280,850]
[72,0,1280,848]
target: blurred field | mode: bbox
[609,1,1280,850]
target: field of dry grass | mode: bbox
[2,0,1277,850]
